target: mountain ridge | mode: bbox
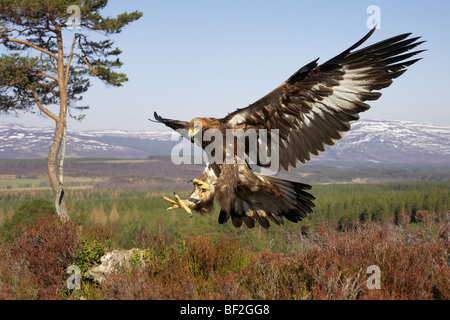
[1,119,449,166]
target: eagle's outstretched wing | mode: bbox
[151,112,188,131]
[222,28,425,172]
[151,111,190,140]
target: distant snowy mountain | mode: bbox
[0,119,449,165]
[313,119,450,165]
[0,123,174,159]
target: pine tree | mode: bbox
[109,204,119,224]
[0,0,142,220]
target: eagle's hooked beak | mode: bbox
[188,119,203,139]
[188,126,201,137]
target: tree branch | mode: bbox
[73,53,98,75]
[32,90,59,122]
[32,73,59,82]
[0,38,58,60]
[2,81,17,88]
[65,34,80,86]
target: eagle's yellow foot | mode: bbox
[164,193,193,217]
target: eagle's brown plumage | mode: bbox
[153,28,424,229]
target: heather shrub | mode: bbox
[0,198,55,242]
[99,237,197,300]
[296,223,450,299]
[92,222,449,300]
[186,235,251,277]
[0,212,121,300]
[184,235,254,299]
[0,215,80,299]
[1,202,447,300]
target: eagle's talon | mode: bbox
[164,196,178,205]
[163,194,193,216]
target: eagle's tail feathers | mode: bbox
[218,209,230,225]
[226,176,316,229]
[258,175,316,225]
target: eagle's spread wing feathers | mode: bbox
[223,28,425,171]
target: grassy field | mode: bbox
[1,180,448,251]
[0,175,105,190]
[1,157,449,190]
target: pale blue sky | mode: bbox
[2,0,450,131]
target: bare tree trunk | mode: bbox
[47,118,69,220]
[47,29,70,221]
[56,121,69,220]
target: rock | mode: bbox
[88,249,147,284]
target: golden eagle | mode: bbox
[152,28,424,229]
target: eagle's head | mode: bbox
[188,117,221,137]
[187,118,205,137]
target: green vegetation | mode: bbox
[0,175,105,191]
[309,181,450,230]
[76,239,108,279]
[289,163,450,184]
[0,181,448,252]
[0,198,55,242]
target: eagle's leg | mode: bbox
[163,176,213,216]
[163,163,217,217]
[164,193,194,217]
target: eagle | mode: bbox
[151,28,424,229]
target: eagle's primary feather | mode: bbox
[153,28,424,229]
